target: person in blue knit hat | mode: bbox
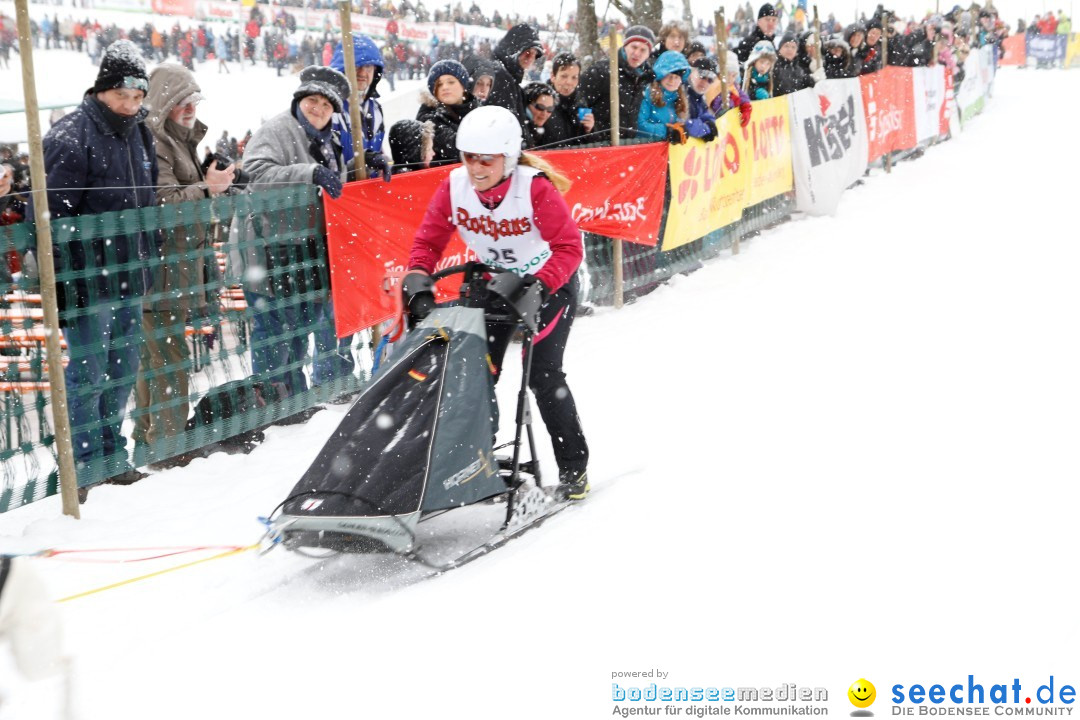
[328,33,392,182]
[417,59,479,165]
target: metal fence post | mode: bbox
[883,11,893,173]
[15,0,80,518]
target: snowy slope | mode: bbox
[1,67,1079,719]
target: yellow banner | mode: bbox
[1067,34,1080,68]
[663,96,793,251]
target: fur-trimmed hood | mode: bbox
[823,34,852,60]
[418,88,475,109]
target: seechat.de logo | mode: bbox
[850,679,878,716]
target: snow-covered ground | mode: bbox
[1,67,1079,719]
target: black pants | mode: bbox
[486,275,589,476]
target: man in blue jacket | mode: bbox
[42,39,158,494]
[329,33,392,181]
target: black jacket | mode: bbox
[901,29,935,67]
[41,94,158,311]
[736,26,778,64]
[823,37,855,79]
[578,52,655,140]
[858,41,883,74]
[481,24,542,124]
[415,90,479,165]
[773,56,815,96]
[544,87,590,147]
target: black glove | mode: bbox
[700,118,718,142]
[364,151,393,183]
[312,165,343,199]
[522,274,551,304]
[401,271,435,325]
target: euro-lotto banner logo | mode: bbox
[891,676,1076,716]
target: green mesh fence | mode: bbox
[0,149,794,514]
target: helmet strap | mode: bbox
[503,152,520,178]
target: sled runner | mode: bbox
[264,263,565,562]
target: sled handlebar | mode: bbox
[429,262,502,283]
[429,263,538,331]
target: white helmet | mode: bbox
[456,105,523,176]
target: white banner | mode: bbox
[956,47,995,124]
[912,65,947,142]
[787,79,869,216]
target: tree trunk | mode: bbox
[576,0,600,62]
[633,0,662,33]
[682,0,693,25]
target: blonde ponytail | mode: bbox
[518,153,572,194]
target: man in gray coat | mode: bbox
[135,63,235,463]
[238,66,353,397]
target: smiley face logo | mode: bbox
[849,679,876,709]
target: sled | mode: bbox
[265,263,561,561]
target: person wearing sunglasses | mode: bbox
[685,57,720,142]
[522,82,559,148]
[406,106,591,501]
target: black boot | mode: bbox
[555,469,589,501]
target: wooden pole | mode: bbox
[15,0,79,519]
[719,8,741,256]
[609,29,623,309]
[339,2,380,359]
[813,4,822,52]
[715,8,728,107]
[339,2,367,180]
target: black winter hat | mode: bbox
[758,3,778,19]
[293,65,350,113]
[91,40,149,95]
[388,119,434,169]
[778,31,798,50]
[623,24,657,48]
[690,56,719,77]
[685,41,708,57]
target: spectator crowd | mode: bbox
[0,1,1060,495]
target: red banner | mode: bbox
[999,34,1026,66]
[860,66,918,163]
[324,143,668,337]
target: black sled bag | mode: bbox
[274,306,504,553]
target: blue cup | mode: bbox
[578,107,592,122]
